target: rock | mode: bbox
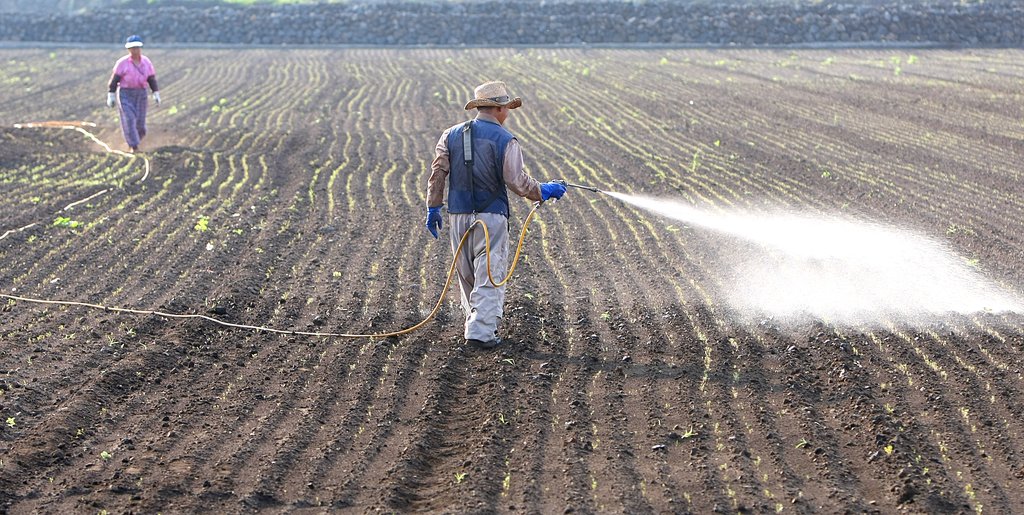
[0,1,1020,46]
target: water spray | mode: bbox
[5,127,1019,335]
[599,192,1024,322]
[541,181,1024,321]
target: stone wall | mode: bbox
[0,1,1021,47]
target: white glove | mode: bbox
[106,92,116,108]
[153,91,161,106]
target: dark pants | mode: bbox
[118,88,148,149]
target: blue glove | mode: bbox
[539,182,567,201]
[426,206,443,239]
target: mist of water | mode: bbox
[606,192,1024,324]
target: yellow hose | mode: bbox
[5,119,545,338]
[1,203,545,339]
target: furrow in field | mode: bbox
[858,325,1001,511]
[4,47,1024,514]
[521,103,745,511]
[709,54,1024,231]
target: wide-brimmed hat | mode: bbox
[464,81,522,110]
[125,35,144,48]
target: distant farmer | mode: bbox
[106,34,160,153]
[426,80,567,350]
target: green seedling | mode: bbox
[689,150,702,174]
[100,450,112,461]
[194,216,210,232]
[5,417,14,427]
[795,438,810,449]
[53,216,81,229]
[454,472,467,484]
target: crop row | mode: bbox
[1,47,1023,512]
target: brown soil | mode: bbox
[1,47,1023,513]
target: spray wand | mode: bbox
[554,179,603,194]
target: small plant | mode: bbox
[946,223,975,236]
[454,472,467,483]
[100,450,112,461]
[53,216,81,229]
[5,417,14,427]
[194,216,210,232]
[884,445,895,456]
[795,438,810,449]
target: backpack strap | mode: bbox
[462,121,473,168]
[462,121,475,210]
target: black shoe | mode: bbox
[467,337,502,349]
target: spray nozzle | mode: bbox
[554,179,603,193]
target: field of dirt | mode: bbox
[2,47,1024,513]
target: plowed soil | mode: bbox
[2,47,1024,513]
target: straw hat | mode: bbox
[464,81,522,110]
[125,35,144,48]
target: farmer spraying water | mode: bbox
[425,81,567,350]
[106,35,160,153]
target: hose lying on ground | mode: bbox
[1,203,543,338]
[3,120,546,338]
